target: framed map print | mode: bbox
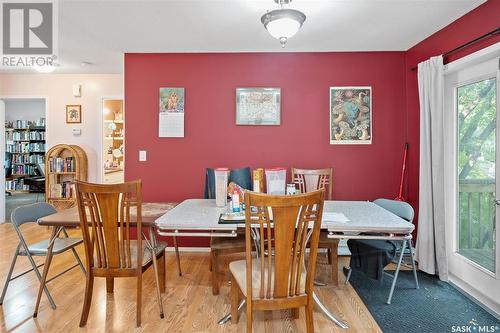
[236,88,281,125]
[330,86,372,144]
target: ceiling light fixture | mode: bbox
[261,0,306,48]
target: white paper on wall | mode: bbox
[159,112,184,137]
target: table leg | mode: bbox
[148,227,165,318]
[312,292,348,328]
[173,236,182,276]
[218,299,245,325]
[33,226,60,317]
[330,240,339,286]
[217,292,348,328]
[148,227,166,291]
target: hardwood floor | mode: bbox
[0,223,382,333]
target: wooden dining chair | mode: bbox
[291,167,339,285]
[75,180,166,327]
[229,189,325,333]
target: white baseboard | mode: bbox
[166,246,210,253]
[449,274,500,320]
[166,243,351,255]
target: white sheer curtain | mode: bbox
[415,55,449,280]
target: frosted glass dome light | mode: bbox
[261,1,306,48]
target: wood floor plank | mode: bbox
[0,223,382,332]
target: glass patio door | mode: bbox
[446,54,500,310]
[457,76,497,273]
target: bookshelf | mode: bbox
[5,119,46,193]
[45,144,88,210]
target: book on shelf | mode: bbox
[11,154,45,164]
[5,179,29,191]
[5,118,46,129]
[11,164,36,176]
[49,182,75,199]
[49,156,76,173]
[6,142,46,153]
[8,131,45,141]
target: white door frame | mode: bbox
[99,96,124,183]
[0,100,4,224]
[443,42,500,315]
[0,95,49,224]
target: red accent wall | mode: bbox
[404,0,500,227]
[125,52,406,201]
[125,52,407,245]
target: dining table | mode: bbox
[33,199,415,329]
[154,199,416,329]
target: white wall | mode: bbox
[0,74,123,182]
[4,99,46,122]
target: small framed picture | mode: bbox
[236,88,281,125]
[66,105,82,123]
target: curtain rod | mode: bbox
[410,27,500,71]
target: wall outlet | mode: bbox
[139,150,147,161]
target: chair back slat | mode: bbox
[292,168,333,200]
[75,181,142,272]
[244,190,325,300]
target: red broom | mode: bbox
[395,143,408,201]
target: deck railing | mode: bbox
[458,179,496,251]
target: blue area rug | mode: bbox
[348,269,500,333]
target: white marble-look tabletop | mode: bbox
[154,199,414,235]
[324,201,414,234]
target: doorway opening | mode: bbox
[102,99,124,184]
[2,98,47,222]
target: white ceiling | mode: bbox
[4,0,487,73]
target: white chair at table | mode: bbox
[344,198,419,304]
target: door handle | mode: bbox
[495,199,500,206]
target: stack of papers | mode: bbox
[220,212,245,221]
[322,212,350,223]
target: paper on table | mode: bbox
[322,212,350,223]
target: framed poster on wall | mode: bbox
[236,88,281,125]
[329,86,372,144]
[159,87,184,137]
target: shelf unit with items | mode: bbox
[5,118,46,194]
[45,144,88,210]
[102,99,124,184]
